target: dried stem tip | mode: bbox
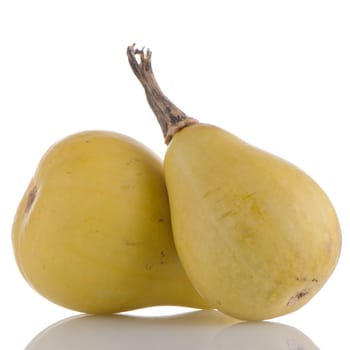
[127,44,198,144]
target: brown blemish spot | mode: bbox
[25,186,38,213]
[312,278,319,283]
[287,289,309,306]
[158,218,165,223]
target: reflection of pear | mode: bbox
[128,45,342,321]
[25,310,235,350]
[205,321,320,350]
[12,131,209,314]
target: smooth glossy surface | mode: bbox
[165,124,341,320]
[12,131,208,314]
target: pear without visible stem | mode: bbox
[127,45,342,321]
[12,130,209,314]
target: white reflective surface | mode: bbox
[26,311,319,350]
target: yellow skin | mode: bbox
[165,123,341,321]
[12,130,209,314]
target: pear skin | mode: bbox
[12,130,209,314]
[127,45,342,321]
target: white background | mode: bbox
[1,1,349,349]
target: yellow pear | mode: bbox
[12,130,209,314]
[127,45,342,321]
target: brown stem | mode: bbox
[127,44,198,144]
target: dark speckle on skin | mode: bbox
[160,250,166,264]
[25,186,38,213]
[287,289,309,306]
[296,277,319,283]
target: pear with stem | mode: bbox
[127,44,341,321]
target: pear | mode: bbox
[127,45,342,321]
[12,130,209,314]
